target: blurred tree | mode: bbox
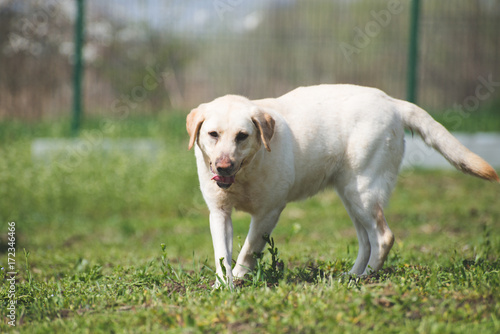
[94,21,196,113]
[0,1,197,119]
[0,1,73,118]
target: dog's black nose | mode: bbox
[216,165,234,176]
[215,157,234,176]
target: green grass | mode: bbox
[0,113,499,333]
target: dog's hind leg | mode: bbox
[335,117,403,275]
[348,216,371,275]
[364,204,394,274]
[336,186,371,275]
[336,172,396,275]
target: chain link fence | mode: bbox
[1,0,499,119]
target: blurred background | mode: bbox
[1,0,499,121]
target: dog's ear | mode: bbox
[186,108,205,150]
[252,111,275,152]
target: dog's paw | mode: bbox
[232,267,250,280]
[212,277,234,290]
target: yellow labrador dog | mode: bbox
[186,84,498,286]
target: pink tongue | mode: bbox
[211,174,235,184]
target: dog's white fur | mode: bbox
[187,84,498,286]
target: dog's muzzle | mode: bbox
[210,164,236,189]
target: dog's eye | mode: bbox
[236,132,249,142]
[209,131,219,139]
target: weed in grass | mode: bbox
[24,249,33,290]
[475,224,494,262]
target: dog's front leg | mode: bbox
[233,207,284,278]
[209,210,234,287]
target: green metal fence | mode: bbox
[71,0,84,135]
[1,0,498,127]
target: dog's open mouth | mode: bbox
[211,174,235,188]
[210,165,236,189]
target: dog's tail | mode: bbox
[397,99,499,182]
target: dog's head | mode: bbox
[186,95,275,189]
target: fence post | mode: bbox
[406,0,420,104]
[71,0,85,136]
